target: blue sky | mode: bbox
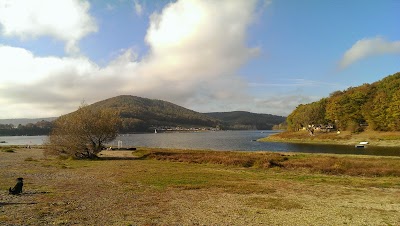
[0,0,399,119]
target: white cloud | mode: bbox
[0,45,136,118]
[129,0,260,107]
[133,0,143,16]
[0,45,96,84]
[339,37,400,68]
[0,0,97,55]
[254,95,319,116]
[248,79,341,87]
[141,0,259,84]
[0,0,263,118]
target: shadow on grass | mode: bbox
[99,153,151,161]
[0,202,37,207]
[23,191,51,196]
[0,191,49,207]
[99,156,137,160]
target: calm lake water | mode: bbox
[1,131,399,157]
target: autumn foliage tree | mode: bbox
[287,99,327,131]
[48,103,121,159]
[287,72,400,133]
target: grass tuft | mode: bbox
[24,157,38,161]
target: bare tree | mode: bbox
[47,103,121,159]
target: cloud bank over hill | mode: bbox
[1,0,397,119]
[0,0,266,118]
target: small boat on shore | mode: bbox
[355,141,369,148]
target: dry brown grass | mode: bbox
[283,155,400,176]
[1,148,400,225]
[141,149,288,168]
[137,148,400,177]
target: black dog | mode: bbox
[9,178,23,195]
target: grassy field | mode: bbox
[259,130,400,147]
[1,147,399,225]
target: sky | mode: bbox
[0,0,399,119]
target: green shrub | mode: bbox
[1,148,15,153]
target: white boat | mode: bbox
[355,141,368,148]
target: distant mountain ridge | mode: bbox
[90,95,219,132]
[0,117,56,126]
[205,111,286,130]
[1,95,286,133]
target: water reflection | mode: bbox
[113,131,400,157]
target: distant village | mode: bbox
[152,125,221,133]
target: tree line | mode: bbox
[0,120,53,136]
[205,111,286,130]
[287,72,400,132]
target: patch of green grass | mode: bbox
[121,160,215,190]
[1,148,15,153]
[41,148,400,192]
[102,158,275,194]
[34,148,400,192]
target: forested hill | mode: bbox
[287,72,400,132]
[0,95,287,134]
[0,117,56,126]
[205,111,286,130]
[90,95,219,132]
[90,96,286,132]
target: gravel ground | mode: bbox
[1,148,399,225]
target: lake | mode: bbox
[1,131,399,157]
